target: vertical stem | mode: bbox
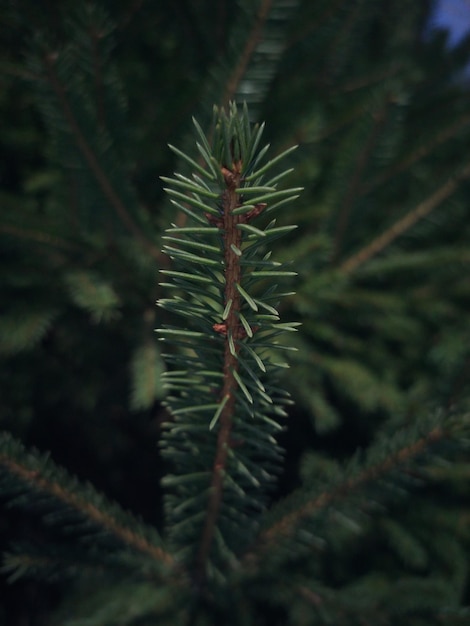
[195,164,243,584]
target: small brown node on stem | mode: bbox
[221,160,243,188]
[245,203,267,222]
[212,322,259,338]
[205,213,224,228]
[213,322,228,336]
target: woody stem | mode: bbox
[195,167,243,585]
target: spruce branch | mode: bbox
[340,160,470,274]
[90,22,107,129]
[0,224,80,252]
[244,411,469,569]
[158,102,300,583]
[0,433,174,570]
[222,0,273,105]
[2,545,112,584]
[362,110,470,194]
[331,101,390,263]
[41,52,161,260]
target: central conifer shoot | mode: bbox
[158,103,301,583]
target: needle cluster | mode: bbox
[157,103,301,581]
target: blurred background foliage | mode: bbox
[1,0,470,623]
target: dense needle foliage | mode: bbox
[0,1,470,624]
[158,103,300,581]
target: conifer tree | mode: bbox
[1,1,470,624]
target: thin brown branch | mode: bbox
[90,25,106,128]
[248,426,444,558]
[289,69,401,148]
[221,0,273,105]
[0,453,175,567]
[340,161,470,274]
[331,103,389,263]
[42,53,161,261]
[0,223,81,252]
[195,162,244,584]
[362,110,470,195]
[332,64,403,95]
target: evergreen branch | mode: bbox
[298,99,368,144]
[245,413,468,564]
[294,580,470,625]
[266,428,441,541]
[363,110,470,194]
[331,101,390,263]
[159,104,299,583]
[2,546,110,584]
[0,309,60,355]
[333,63,403,95]
[221,0,273,106]
[3,541,168,585]
[41,52,161,261]
[340,161,470,274]
[90,22,106,129]
[0,433,174,569]
[0,223,80,252]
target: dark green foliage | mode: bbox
[1,1,470,624]
[158,103,300,578]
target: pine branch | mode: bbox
[41,52,160,261]
[158,103,300,583]
[0,432,174,570]
[0,223,79,252]
[90,21,107,129]
[3,545,111,584]
[244,411,469,569]
[340,160,470,274]
[331,100,390,262]
[0,309,60,355]
[362,110,470,195]
[266,428,441,543]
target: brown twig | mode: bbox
[0,223,82,254]
[0,453,174,568]
[42,52,162,261]
[331,103,389,263]
[340,161,470,274]
[362,111,470,195]
[90,25,106,129]
[246,426,444,562]
[221,0,273,105]
[195,162,245,584]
